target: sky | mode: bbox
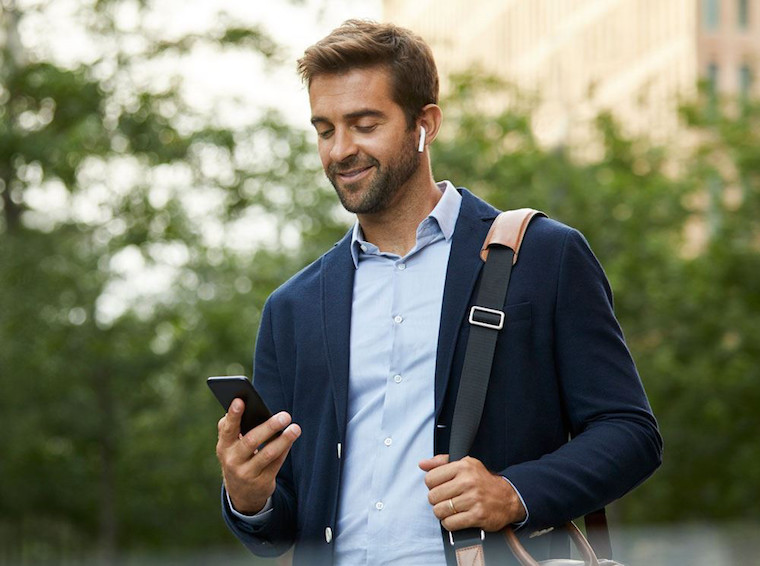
[163,0,384,127]
[15,0,382,127]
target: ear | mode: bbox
[416,104,442,151]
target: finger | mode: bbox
[441,510,478,533]
[423,459,460,489]
[437,493,486,532]
[427,456,486,492]
[257,424,301,474]
[431,494,467,521]
[248,422,301,472]
[427,480,463,508]
[419,453,449,472]
[237,412,293,456]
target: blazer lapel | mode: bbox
[434,190,498,417]
[321,234,355,440]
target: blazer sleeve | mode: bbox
[502,228,663,532]
[221,298,298,557]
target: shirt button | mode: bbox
[393,374,403,383]
[360,244,368,252]
[397,263,406,270]
[384,437,392,446]
[375,501,384,511]
[394,315,403,324]
[325,527,333,543]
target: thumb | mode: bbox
[419,453,450,472]
[218,398,244,444]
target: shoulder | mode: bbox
[513,214,601,279]
[521,215,611,300]
[524,215,583,250]
[455,188,591,261]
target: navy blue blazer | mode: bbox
[222,189,662,565]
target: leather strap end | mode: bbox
[480,209,546,264]
[455,544,486,566]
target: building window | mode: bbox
[708,62,720,94]
[739,64,753,98]
[738,0,749,29]
[703,0,720,30]
[706,63,720,117]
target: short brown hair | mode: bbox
[297,20,439,128]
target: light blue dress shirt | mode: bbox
[334,181,461,565]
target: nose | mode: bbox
[329,128,358,163]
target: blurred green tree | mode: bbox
[639,92,760,524]
[0,0,344,562]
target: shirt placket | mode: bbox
[365,254,410,564]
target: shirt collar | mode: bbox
[349,180,462,268]
[430,180,462,241]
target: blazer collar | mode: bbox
[434,189,499,417]
[320,230,355,440]
[320,189,499,436]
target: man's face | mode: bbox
[309,66,420,215]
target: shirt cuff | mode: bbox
[226,491,273,525]
[503,477,529,529]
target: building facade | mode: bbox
[384,0,759,147]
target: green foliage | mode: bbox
[1,62,109,191]
[635,94,760,523]
[0,0,339,561]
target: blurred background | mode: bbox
[1,0,758,564]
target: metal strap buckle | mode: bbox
[449,529,486,546]
[468,306,505,330]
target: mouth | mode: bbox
[335,165,374,183]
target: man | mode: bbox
[216,20,662,566]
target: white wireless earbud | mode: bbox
[418,126,426,153]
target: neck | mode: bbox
[357,171,442,257]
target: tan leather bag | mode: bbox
[503,523,623,566]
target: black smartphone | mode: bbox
[207,375,274,435]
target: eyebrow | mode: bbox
[310,108,387,126]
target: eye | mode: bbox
[354,124,377,133]
[317,128,334,140]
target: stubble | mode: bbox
[327,132,420,215]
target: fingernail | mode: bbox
[231,399,242,412]
[277,412,289,426]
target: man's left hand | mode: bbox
[419,454,527,532]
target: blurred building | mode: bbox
[383,0,759,147]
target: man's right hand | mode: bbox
[216,399,301,515]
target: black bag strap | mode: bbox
[447,209,545,564]
[445,209,613,564]
[449,208,545,462]
[448,242,514,461]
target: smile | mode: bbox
[337,166,374,182]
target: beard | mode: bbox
[326,132,420,215]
